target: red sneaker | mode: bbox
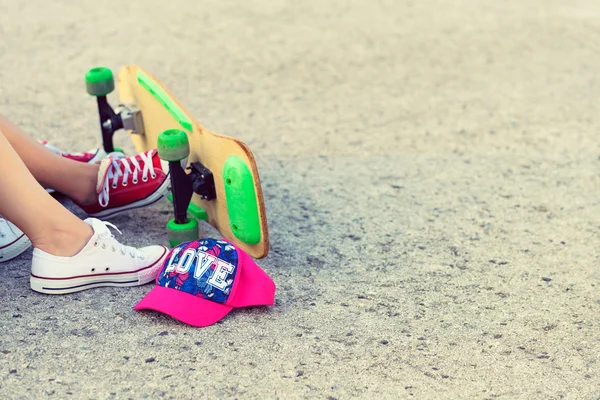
[40,140,106,164]
[77,150,170,218]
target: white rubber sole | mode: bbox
[87,173,171,219]
[0,234,32,263]
[30,250,166,294]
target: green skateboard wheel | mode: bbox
[85,67,114,96]
[157,129,189,162]
[167,218,198,247]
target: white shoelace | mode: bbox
[93,220,145,260]
[98,150,157,207]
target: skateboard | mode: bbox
[84,65,269,259]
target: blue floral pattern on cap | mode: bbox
[157,239,239,304]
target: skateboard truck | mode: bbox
[85,67,144,153]
[188,162,217,201]
[157,128,216,247]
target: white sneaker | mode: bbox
[0,218,32,262]
[30,218,168,294]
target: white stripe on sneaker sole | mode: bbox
[30,249,166,294]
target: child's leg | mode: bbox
[0,128,93,257]
[0,114,98,204]
[0,113,170,220]
[0,129,168,294]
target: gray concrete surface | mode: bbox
[1,0,599,398]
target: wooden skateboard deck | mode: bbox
[115,65,269,259]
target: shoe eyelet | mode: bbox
[111,246,116,252]
[151,174,157,179]
[93,241,98,247]
[102,244,107,249]
[122,181,128,187]
[132,179,138,184]
[91,268,95,272]
[112,184,118,189]
[105,267,110,271]
[142,176,148,182]
[120,249,126,255]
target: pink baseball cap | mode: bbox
[134,238,276,327]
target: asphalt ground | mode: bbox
[0,0,599,398]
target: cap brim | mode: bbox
[134,285,233,327]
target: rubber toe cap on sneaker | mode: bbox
[139,245,169,282]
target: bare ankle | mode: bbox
[74,164,100,205]
[47,163,99,205]
[77,190,99,206]
[32,221,93,257]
